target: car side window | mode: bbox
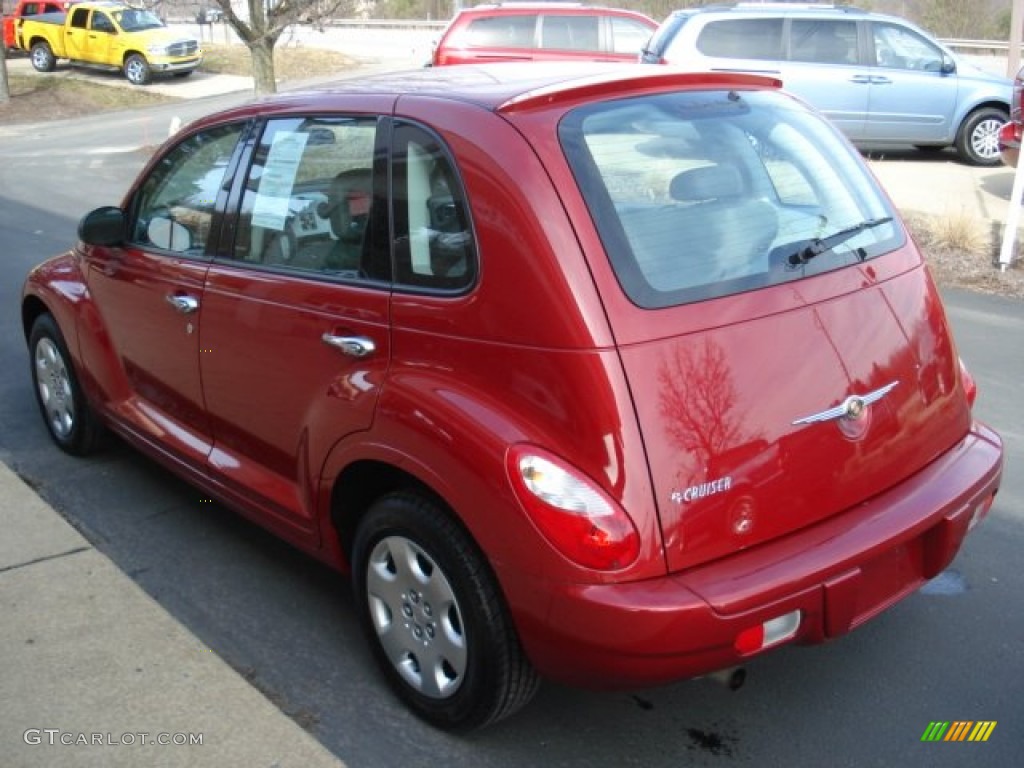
[697,18,783,60]
[790,20,857,65]
[232,117,380,280]
[872,23,944,71]
[69,7,88,29]
[391,122,476,292]
[91,12,114,34]
[129,125,243,256]
[539,14,599,52]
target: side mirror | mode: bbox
[941,53,956,75]
[78,206,126,246]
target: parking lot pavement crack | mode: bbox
[0,545,91,575]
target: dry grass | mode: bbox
[194,44,356,81]
[0,44,355,125]
[1,68,175,121]
[905,211,1024,298]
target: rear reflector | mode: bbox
[734,611,801,655]
[969,492,996,531]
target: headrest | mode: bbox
[669,164,742,203]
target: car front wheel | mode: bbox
[123,53,152,85]
[351,491,539,731]
[29,313,105,456]
[957,107,1008,166]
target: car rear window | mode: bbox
[560,88,902,309]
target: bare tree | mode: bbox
[1,53,9,105]
[211,0,352,96]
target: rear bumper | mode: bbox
[515,422,1002,688]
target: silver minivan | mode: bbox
[640,4,1012,165]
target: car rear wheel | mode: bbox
[29,313,105,456]
[351,491,539,730]
[956,107,1007,166]
[30,41,55,72]
[124,53,152,85]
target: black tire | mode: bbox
[30,41,55,72]
[29,313,105,456]
[955,107,1007,166]
[351,491,540,731]
[123,53,151,85]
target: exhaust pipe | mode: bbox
[707,667,746,691]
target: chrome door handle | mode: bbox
[321,333,376,358]
[165,293,199,314]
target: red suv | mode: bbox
[22,63,1003,731]
[430,3,657,66]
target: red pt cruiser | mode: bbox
[21,64,1003,730]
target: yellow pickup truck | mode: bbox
[16,1,201,85]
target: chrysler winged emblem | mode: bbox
[792,382,899,426]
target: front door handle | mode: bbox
[321,333,376,358]
[165,293,199,314]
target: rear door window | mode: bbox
[539,14,599,52]
[560,89,900,308]
[227,117,383,280]
[790,19,858,65]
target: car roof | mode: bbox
[192,64,781,127]
[455,2,647,14]
[666,3,886,21]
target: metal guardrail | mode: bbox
[942,38,1017,53]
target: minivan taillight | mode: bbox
[507,446,640,571]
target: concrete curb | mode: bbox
[0,462,345,768]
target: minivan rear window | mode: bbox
[560,89,902,308]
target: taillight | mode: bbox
[958,356,978,408]
[506,446,640,571]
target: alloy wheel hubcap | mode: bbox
[973,119,1003,161]
[365,535,467,699]
[35,338,75,439]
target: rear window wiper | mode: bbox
[787,217,893,266]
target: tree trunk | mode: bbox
[249,39,277,97]
[0,50,10,104]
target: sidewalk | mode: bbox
[0,462,345,768]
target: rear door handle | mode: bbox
[321,333,376,358]
[165,293,200,314]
